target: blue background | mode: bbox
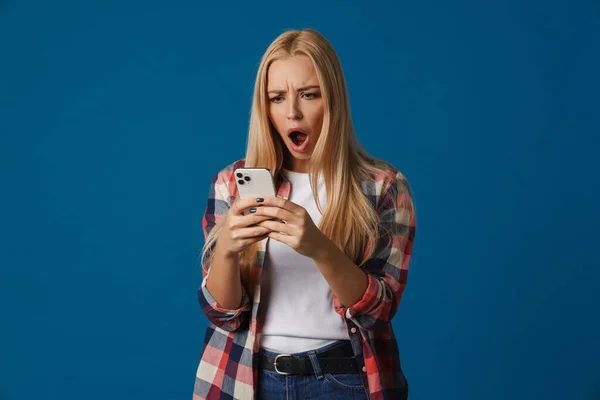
[1,1,599,399]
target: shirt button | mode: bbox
[351,327,357,333]
[362,366,367,372]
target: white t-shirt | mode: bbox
[258,168,350,354]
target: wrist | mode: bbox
[214,239,239,261]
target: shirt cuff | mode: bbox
[200,278,252,316]
[344,273,380,320]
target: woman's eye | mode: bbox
[270,96,283,103]
[303,93,317,99]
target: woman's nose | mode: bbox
[287,100,303,120]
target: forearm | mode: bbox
[313,238,369,308]
[205,239,244,310]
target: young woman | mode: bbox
[193,28,416,400]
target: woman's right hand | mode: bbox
[216,197,273,258]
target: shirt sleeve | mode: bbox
[342,171,417,331]
[197,169,251,332]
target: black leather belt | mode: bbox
[259,341,358,375]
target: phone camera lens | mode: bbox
[244,176,251,182]
[236,173,243,178]
[238,179,245,185]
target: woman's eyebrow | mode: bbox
[267,85,321,94]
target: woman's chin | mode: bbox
[287,147,312,159]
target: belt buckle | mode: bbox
[274,354,292,375]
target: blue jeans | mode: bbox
[257,340,369,400]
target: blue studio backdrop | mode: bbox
[1,1,599,399]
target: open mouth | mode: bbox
[289,131,308,146]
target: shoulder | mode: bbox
[207,158,246,201]
[363,157,413,199]
[361,158,415,225]
[211,158,247,184]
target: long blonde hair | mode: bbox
[202,29,396,298]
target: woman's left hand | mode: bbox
[251,196,328,260]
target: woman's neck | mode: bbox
[283,159,310,173]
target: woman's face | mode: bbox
[267,55,325,173]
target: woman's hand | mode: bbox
[217,197,274,258]
[251,196,329,260]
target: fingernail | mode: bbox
[256,198,264,203]
[249,208,257,213]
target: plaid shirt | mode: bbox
[193,158,416,400]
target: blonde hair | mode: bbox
[202,28,396,298]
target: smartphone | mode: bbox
[234,168,277,216]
